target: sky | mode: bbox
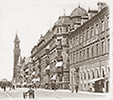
[0,0,112,81]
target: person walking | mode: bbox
[3,86,6,91]
[75,85,78,93]
[28,87,35,99]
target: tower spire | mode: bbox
[14,34,20,43]
[63,9,65,16]
[78,3,80,8]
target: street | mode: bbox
[0,88,109,100]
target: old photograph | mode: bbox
[0,0,113,100]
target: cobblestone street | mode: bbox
[0,88,110,100]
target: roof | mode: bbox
[70,6,88,17]
[14,34,20,42]
[54,16,71,26]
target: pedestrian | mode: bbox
[75,85,78,93]
[28,87,35,99]
[3,86,6,91]
[52,81,56,91]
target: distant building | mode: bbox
[13,34,21,83]
[13,34,25,86]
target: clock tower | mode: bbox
[13,34,21,78]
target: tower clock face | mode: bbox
[16,44,19,48]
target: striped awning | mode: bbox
[50,75,56,80]
[35,78,40,82]
[88,77,104,83]
[22,82,26,85]
[32,71,35,75]
[45,65,50,70]
[25,69,29,72]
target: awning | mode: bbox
[45,65,50,70]
[25,69,29,72]
[22,82,26,85]
[32,78,36,82]
[55,62,63,68]
[50,75,56,80]
[35,78,40,82]
[32,71,35,75]
[88,77,104,83]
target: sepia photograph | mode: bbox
[0,0,113,100]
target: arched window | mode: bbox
[95,23,99,34]
[107,67,110,73]
[83,71,86,80]
[96,69,99,78]
[88,71,90,79]
[80,73,82,80]
[102,68,105,77]
[66,27,68,32]
[92,70,95,78]
[101,20,104,32]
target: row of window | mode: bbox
[80,67,110,80]
[56,27,69,33]
[69,16,109,46]
[70,37,109,64]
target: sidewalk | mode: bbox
[7,88,109,96]
[38,88,109,96]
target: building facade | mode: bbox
[31,15,70,89]
[69,2,110,93]
[14,2,110,92]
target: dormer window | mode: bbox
[57,28,59,33]
[60,27,62,33]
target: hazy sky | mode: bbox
[0,0,111,81]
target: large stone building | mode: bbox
[31,16,70,89]
[31,2,110,91]
[13,2,110,92]
[69,2,110,93]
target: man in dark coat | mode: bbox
[3,86,6,91]
[28,87,35,99]
[75,85,78,93]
